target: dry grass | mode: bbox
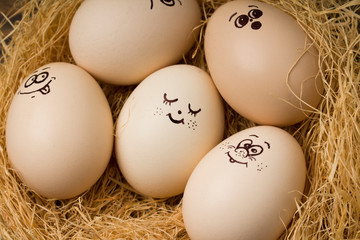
[1,0,359,239]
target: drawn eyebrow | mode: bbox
[229,12,237,22]
[249,134,259,138]
[248,5,259,8]
[264,141,271,149]
[42,67,50,70]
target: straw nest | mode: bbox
[0,0,359,239]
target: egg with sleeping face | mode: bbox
[114,64,225,198]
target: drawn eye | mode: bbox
[234,14,249,28]
[160,0,175,6]
[188,103,201,117]
[163,93,178,106]
[24,75,37,88]
[247,145,263,156]
[237,139,264,157]
[160,0,182,7]
[35,72,49,83]
[237,139,253,149]
[248,9,263,19]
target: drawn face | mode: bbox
[154,93,201,130]
[229,5,263,30]
[219,134,270,171]
[18,67,55,98]
[150,0,182,9]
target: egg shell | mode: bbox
[182,126,306,240]
[6,62,113,199]
[205,0,324,126]
[69,0,201,85]
[115,64,225,198]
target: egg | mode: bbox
[182,126,306,240]
[6,62,113,199]
[69,0,201,85]
[205,0,324,126]
[115,64,224,198]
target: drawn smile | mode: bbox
[226,151,249,167]
[19,79,54,96]
[166,113,184,124]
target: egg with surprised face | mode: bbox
[182,126,306,240]
[205,0,324,126]
[115,65,224,198]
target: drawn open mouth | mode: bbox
[226,151,248,167]
[166,113,184,124]
[39,83,51,94]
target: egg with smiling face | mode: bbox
[182,126,306,240]
[222,135,271,169]
[115,64,224,198]
[205,0,324,126]
[18,67,54,96]
[6,62,113,199]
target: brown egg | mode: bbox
[205,0,324,126]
